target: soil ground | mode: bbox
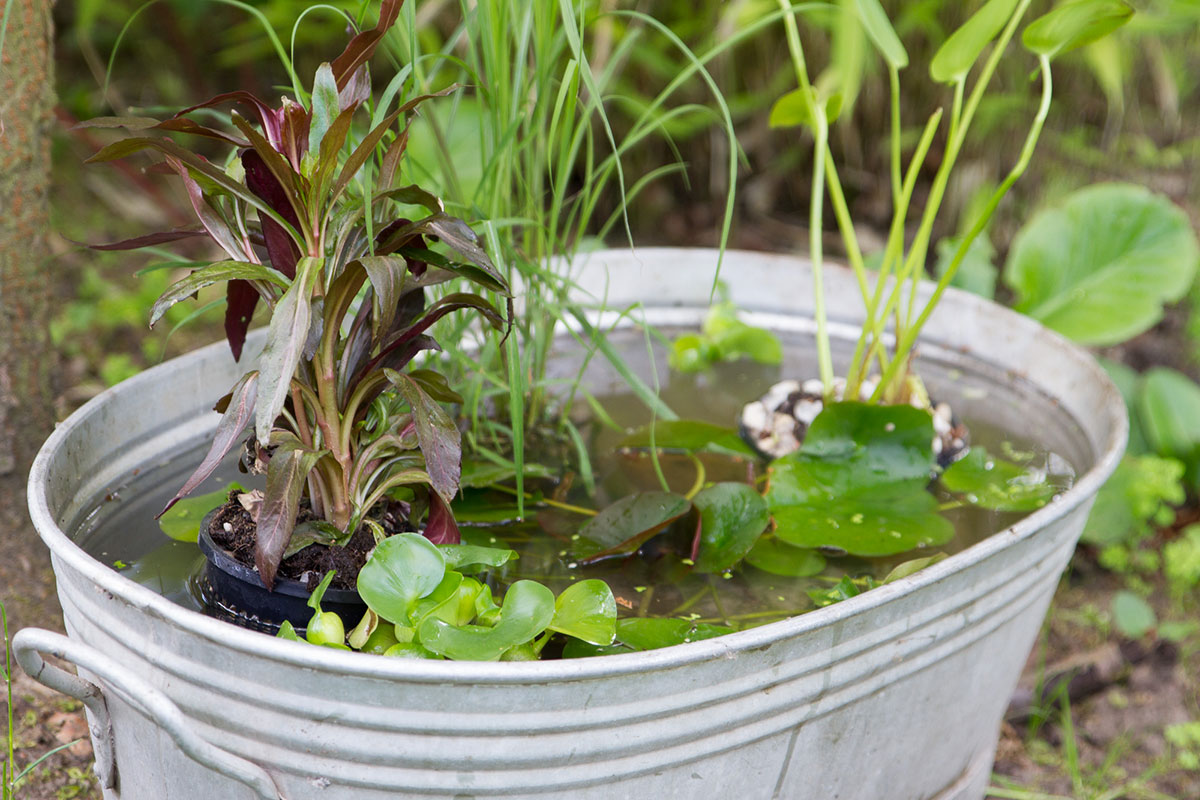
[4,551,1197,800]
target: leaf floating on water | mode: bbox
[158,483,244,542]
[618,420,757,459]
[940,447,1059,512]
[691,483,771,573]
[744,537,827,578]
[766,403,952,557]
[576,492,692,563]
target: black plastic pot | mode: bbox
[197,510,367,635]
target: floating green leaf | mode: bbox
[618,421,757,459]
[548,580,617,645]
[930,0,1020,83]
[577,492,692,560]
[766,403,952,556]
[562,617,733,656]
[691,483,771,573]
[941,447,1058,511]
[1022,0,1133,60]
[418,580,555,661]
[1006,184,1198,346]
[158,484,243,542]
[744,537,827,577]
[670,302,783,373]
[357,533,446,625]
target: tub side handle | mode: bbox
[13,628,284,800]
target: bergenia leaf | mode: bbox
[256,444,326,589]
[329,0,404,90]
[386,370,461,502]
[88,228,206,251]
[256,258,321,445]
[157,371,258,518]
[308,63,340,155]
[150,261,288,327]
[423,491,461,545]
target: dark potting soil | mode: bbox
[206,493,409,590]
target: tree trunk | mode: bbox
[0,0,58,633]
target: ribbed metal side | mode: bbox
[28,250,1126,800]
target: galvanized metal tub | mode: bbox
[17,248,1126,800]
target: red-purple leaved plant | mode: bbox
[84,0,510,589]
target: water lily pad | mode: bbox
[576,492,692,562]
[766,403,952,557]
[691,483,771,573]
[744,537,827,577]
[562,617,734,657]
[158,483,243,542]
[940,447,1058,511]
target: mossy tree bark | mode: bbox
[0,0,59,632]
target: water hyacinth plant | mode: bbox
[83,0,513,589]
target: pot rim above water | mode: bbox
[28,247,1127,684]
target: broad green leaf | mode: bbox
[256,258,321,445]
[418,580,555,661]
[308,63,340,155]
[1138,368,1200,472]
[934,235,997,300]
[669,334,715,373]
[386,370,462,502]
[766,403,951,556]
[692,483,771,573]
[1111,590,1156,638]
[940,447,1059,511]
[450,490,523,524]
[409,570,466,626]
[1023,0,1133,60]
[1098,358,1147,456]
[852,0,907,68]
[809,575,877,607]
[576,492,692,561]
[383,642,441,659]
[357,533,447,625]
[882,553,948,583]
[1006,184,1198,346]
[439,544,518,571]
[618,420,757,459]
[615,618,732,651]
[150,262,289,327]
[930,0,1020,83]
[255,445,325,589]
[548,580,617,645]
[744,537,827,577]
[158,484,239,542]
